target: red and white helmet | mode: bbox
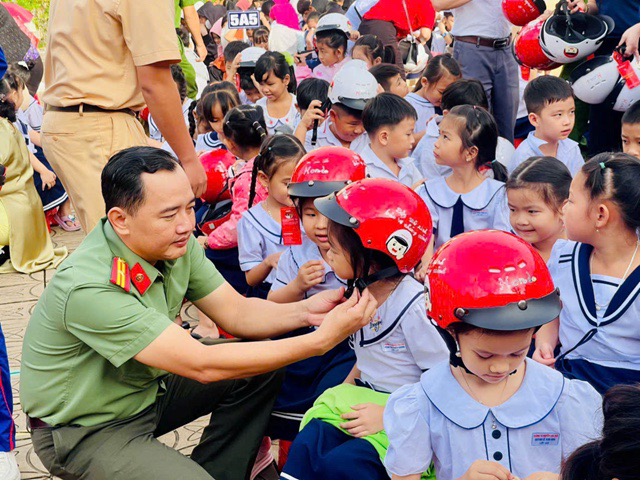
[315,178,433,273]
[426,230,561,331]
[501,0,546,27]
[539,1,614,64]
[199,200,233,236]
[513,18,561,71]
[606,59,640,112]
[200,149,236,204]
[288,147,367,199]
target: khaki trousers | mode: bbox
[41,109,148,233]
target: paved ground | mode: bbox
[1,226,260,479]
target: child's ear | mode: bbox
[283,74,291,86]
[465,145,479,163]
[421,77,429,88]
[528,112,540,128]
[378,128,389,146]
[257,171,270,189]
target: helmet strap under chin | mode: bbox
[346,266,401,297]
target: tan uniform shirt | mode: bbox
[42,0,181,110]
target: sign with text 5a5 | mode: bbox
[227,10,260,29]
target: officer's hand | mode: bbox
[340,403,385,437]
[295,260,325,292]
[618,23,640,59]
[196,43,208,62]
[461,460,515,480]
[566,0,586,13]
[182,156,207,198]
[311,289,377,350]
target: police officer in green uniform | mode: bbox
[20,147,377,480]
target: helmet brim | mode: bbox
[288,180,350,199]
[315,24,349,36]
[332,96,368,111]
[452,289,562,331]
[314,193,360,228]
[568,55,614,84]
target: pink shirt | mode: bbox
[312,56,351,83]
[207,159,268,249]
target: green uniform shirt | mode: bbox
[20,218,224,427]
[175,0,197,28]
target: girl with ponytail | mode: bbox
[237,134,305,298]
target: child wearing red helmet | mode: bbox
[265,146,366,442]
[384,230,603,480]
[281,178,448,480]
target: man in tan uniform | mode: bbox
[41,0,207,233]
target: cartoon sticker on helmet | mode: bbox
[386,229,412,260]
[564,46,578,58]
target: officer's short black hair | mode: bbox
[524,75,573,116]
[362,93,418,134]
[622,100,640,125]
[102,147,181,215]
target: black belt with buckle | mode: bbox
[454,35,512,49]
[46,104,136,116]
[27,416,54,430]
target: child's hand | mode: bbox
[340,403,385,438]
[40,169,57,190]
[524,472,559,480]
[265,252,283,269]
[196,236,209,249]
[414,263,429,283]
[461,460,515,480]
[295,260,325,291]
[532,342,556,367]
[300,99,326,130]
[349,30,360,41]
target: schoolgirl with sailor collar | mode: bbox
[383,358,604,479]
[547,240,640,393]
[418,176,511,249]
[255,93,301,136]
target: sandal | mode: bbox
[53,212,81,232]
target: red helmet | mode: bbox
[512,18,561,71]
[200,149,236,204]
[199,199,233,236]
[426,230,561,331]
[315,178,432,273]
[501,0,546,27]
[288,147,367,198]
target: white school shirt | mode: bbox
[417,177,511,249]
[359,143,423,188]
[384,358,603,479]
[352,276,449,393]
[451,0,511,38]
[149,98,191,142]
[195,131,223,152]
[508,132,584,176]
[271,237,347,298]
[304,119,370,153]
[548,239,640,371]
[23,97,44,132]
[415,116,515,179]
[404,92,435,134]
[255,93,302,136]
[237,202,291,284]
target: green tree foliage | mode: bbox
[11,0,50,46]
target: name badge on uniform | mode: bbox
[382,342,407,353]
[281,207,303,245]
[472,210,489,218]
[531,433,560,446]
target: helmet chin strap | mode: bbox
[433,324,518,377]
[345,266,400,297]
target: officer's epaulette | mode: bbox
[110,257,153,295]
[110,257,131,293]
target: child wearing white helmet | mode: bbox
[304,60,378,154]
[313,12,359,82]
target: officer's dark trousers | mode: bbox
[31,364,284,479]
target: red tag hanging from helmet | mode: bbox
[281,207,303,245]
[612,50,640,90]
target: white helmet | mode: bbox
[328,60,379,110]
[238,47,267,68]
[606,59,640,112]
[569,55,620,104]
[539,1,614,64]
[315,13,352,37]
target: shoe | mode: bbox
[53,212,81,232]
[251,437,276,480]
[0,451,20,480]
[0,246,9,267]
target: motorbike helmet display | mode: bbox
[502,0,546,27]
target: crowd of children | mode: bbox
[1,0,640,479]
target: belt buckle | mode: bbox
[493,37,509,49]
